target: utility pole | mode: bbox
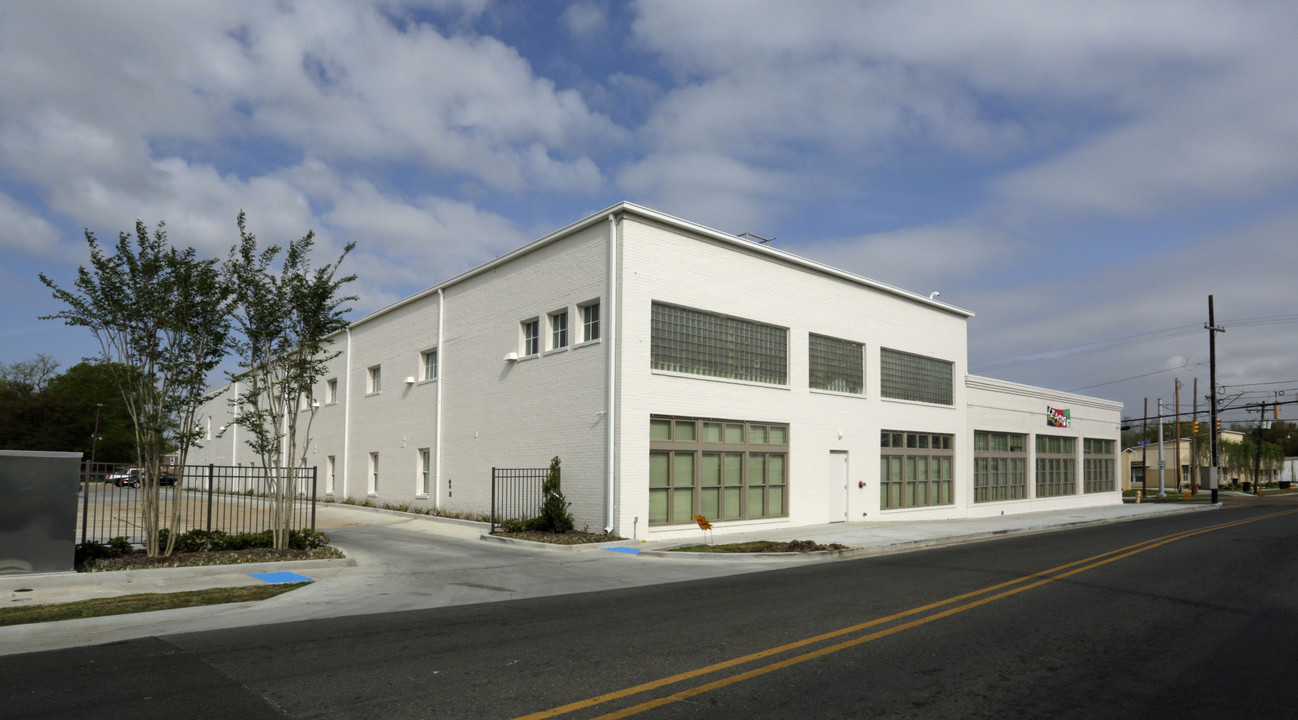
[1157,397,1166,498]
[1253,403,1266,494]
[1206,295,1225,504]
[1142,397,1149,499]
[1191,378,1199,495]
[1174,378,1182,493]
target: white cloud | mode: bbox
[618,152,798,232]
[803,224,1012,297]
[0,192,59,255]
[562,2,609,38]
[623,1,1298,222]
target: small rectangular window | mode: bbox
[367,366,381,394]
[326,455,336,494]
[327,379,338,404]
[522,319,539,356]
[581,302,600,342]
[422,349,438,381]
[550,310,569,349]
[418,448,431,495]
[368,452,379,495]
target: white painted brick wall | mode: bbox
[191,204,1124,541]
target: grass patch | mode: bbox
[0,583,308,627]
[670,539,848,553]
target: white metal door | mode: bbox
[829,451,848,522]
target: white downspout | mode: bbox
[435,287,445,510]
[343,327,352,497]
[605,213,618,534]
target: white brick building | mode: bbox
[193,202,1123,540]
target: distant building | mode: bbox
[192,203,1123,540]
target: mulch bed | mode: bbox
[81,546,345,572]
[491,529,623,545]
[731,540,849,553]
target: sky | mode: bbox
[2,0,1296,426]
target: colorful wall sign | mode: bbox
[1047,406,1071,428]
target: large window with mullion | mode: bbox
[974,431,1027,502]
[649,416,788,525]
[1083,438,1116,493]
[880,430,954,509]
[1035,435,1077,497]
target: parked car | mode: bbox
[108,468,178,487]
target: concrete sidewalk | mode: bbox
[1,499,1217,656]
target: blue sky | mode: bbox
[3,0,1297,424]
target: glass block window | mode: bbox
[880,348,954,405]
[651,302,787,385]
[581,302,600,342]
[880,430,954,509]
[1083,438,1116,493]
[1036,435,1077,497]
[809,333,864,394]
[649,415,789,525]
[974,431,1027,502]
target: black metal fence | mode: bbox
[490,466,548,532]
[78,462,317,545]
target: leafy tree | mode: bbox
[1219,438,1284,487]
[44,362,139,463]
[0,353,60,394]
[225,212,355,550]
[40,221,232,556]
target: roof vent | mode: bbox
[738,232,774,245]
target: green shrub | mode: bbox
[288,529,330,550]
[535,456,574,533]
[75,536,134,566]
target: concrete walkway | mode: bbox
[0,500,1217,656]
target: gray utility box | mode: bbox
[0,450,82,575]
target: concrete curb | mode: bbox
[478,533,637,552]
[0,555,356,591]
[637,503,1222,562]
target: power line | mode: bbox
[973,325,1200,371]
[1067,359,1202,392]
[973,313,1298,373]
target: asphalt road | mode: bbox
[8,500,1298,719]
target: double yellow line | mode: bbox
[514,509,1297,720]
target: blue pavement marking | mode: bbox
[249,571,314,584]
[605,547,641,555]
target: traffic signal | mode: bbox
[1276,402,1282,420]
[1215,417,1222,432]
[1192,420,1200,434]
